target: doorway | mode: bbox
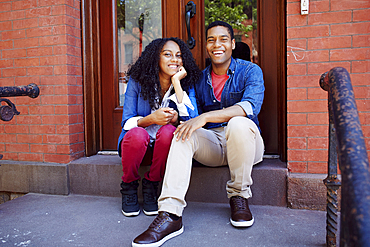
[82,0,286,160]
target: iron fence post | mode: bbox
[320,67,370,247]
[320,71,341,247]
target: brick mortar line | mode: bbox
[287,123,328,125]
[287,23,370,30]
[0,35,82,42]
[287,35,370,41]
[10,4,81,13]
[287,10,370,16]
[4,65,84,69]
[286,49,370,53]
[287,73,370,76]
[0,14,81,22]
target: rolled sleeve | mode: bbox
[239,64,265,117]
[236,101,253,116]
[123,116,143,130]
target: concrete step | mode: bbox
[0,160,69,195]
[0,193,327,247]
[0,155,287,207]
[69,155,287,206]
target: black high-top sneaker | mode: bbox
[142,178,159,216]
[120,180,140,217]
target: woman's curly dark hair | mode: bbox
[127,37,201,109]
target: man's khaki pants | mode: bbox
[158,116,264,216]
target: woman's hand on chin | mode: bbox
[171,66,187,82]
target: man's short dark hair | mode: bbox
[206,21,234,40]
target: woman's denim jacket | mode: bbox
[196,57,264,130]
[117,77,198,156]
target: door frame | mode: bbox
[82,0,102,156]
[81,0,287,161]
[258,0,287,161]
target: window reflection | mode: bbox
[205,0,258,64]
[117,0,162,106]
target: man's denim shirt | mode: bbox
[195,57,265,130]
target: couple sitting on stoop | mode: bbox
[117,21,265,247]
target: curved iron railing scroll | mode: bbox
[0,83,40,160]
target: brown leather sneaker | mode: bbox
[132,211,183,247]
[229,196,254,227]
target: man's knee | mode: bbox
[228,116,246,130]
[228,116,257,132]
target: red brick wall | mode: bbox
[0,0,84,163]
[287,0,370,173]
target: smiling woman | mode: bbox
[116,37,201,217]
[158,41,183,89]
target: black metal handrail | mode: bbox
[0,83,39,122]
[0,83,40,160]
[320,67,370,247]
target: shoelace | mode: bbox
[232,196,247,210]
[143,189,155,202]
[125,193,137,205]
[150,213,168,229]
[143,182,158,203]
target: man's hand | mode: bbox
[174,115,207,142]
[173,105,247,141]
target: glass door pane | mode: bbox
[204,0,258,63]
[117,0,162,106]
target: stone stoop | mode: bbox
[0,160,69,196]
[0,155,288,207]
[287,173,340,211]
[68,155,288,207]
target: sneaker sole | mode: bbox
[131,225,184,247]
[230,217,254,227]
[143,209,158,216]
[122,209,140,217]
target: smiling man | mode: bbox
[132,21,265,247]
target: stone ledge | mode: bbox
[0,160,69,195]
[69,155,123,197]
[287,173,342,211]
[0,192,26,205]
[69,155,288,207]
[188,159,288,206]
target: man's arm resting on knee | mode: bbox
[174,105,246,142]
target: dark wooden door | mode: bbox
[99,0,205,151]
[258,0,286,159]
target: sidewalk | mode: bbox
[0,193,326,247]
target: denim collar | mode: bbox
[206,57,236,77]
[206,57,236,87]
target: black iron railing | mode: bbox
[320,67,370,247]
[0,83,40,160]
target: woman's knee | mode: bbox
[156,124,176,142]
[123,127,150,148]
